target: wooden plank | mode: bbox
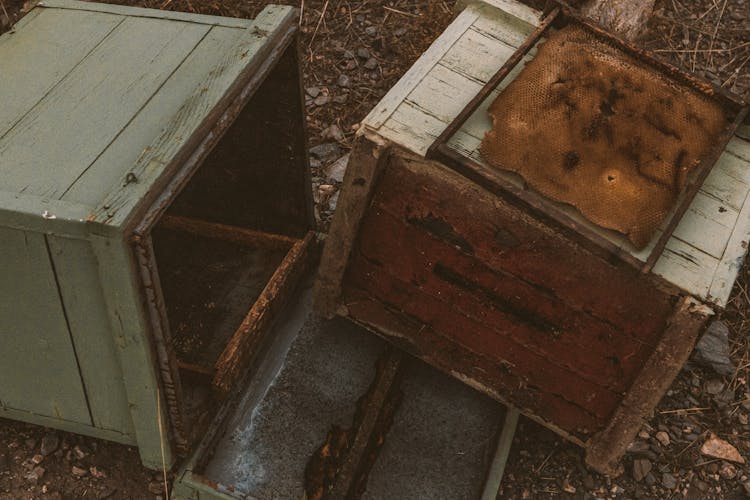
[0,227,91,424]
[46,235,135,436]
[90,233,174,470]
[406,64,484,125]
[361,4,481,130]
[91,5,297,229]
[0,190,91,238]
[470,5,536,48]
[456,0,540,27]
[63,24,244,206]
[671,191,737,259]
[380,101,446,156]
[0,16,209,199]
[213,231,315,396]
[480,407,520,500]
[653,239,719,298]
[0,8,123,139]
[441,27,519,84]
[159,215,297,251]
[314,134,391,316]
[39,0,254,28]
[585,297,711,475]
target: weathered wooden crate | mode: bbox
[315,0,750,474]
[0,0,313,471]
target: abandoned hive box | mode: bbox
[315,0,750,474]
[0,0,314,470]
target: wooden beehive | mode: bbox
[0,0,313,470]
[315,0,750,474]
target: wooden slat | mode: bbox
[39,0,254,28]
[159,215,297,251]
[0,8,123,139]
[63,24,244,206]
[46,235,135,435]
[213,231,315,397]
[0,227,91,424]
[456,0,540,27]
[441,27,518,84]
[0,16,209,199]
[653,239,719,297]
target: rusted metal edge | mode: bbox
[132,234,190,456]
[643,106,750,273]
[425,7,561,160]
[159,214,298,252]
[212,230,316,397]
[313,134,392,318]
[584,296,712,475]
[326,348,406,500]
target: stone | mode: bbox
[632,458,652,481]
[323,124,344,142]
[627,440,651,454]
[90,466,107,479]
[701,434,745,464]
[25,466,45,484]
[693,320,736,376]
[562,478,576,494]
[31,454,44,465]
[662,472,677,489]
[72,465,88,477]
[314,95,330,106]
[305,86,321,98]
[148,480,166,495]
[655,431,670,447]
[337,74,351,88]
[365,26,377,36]
[40,433,59,457]
[332,95,348,104]
[719,462,737,479]
[309,143,341,163]
[364,58,378,70]
[325,154,350,183]
[705,378,725,395]
[328,190,340,212]
[73,445,88,460]
[356,48,370,59]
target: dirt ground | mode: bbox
[0,0,748,498]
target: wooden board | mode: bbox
[0,227,92,424]
[359,0,750,307]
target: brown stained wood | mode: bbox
[345,255,620,420]
[343,289,600,440]
[159,215,297,252]
[313,134,391,317]
[372,152,675,340]
[585,297,711,475]
[212,231,315,397]
[177,360,215,377]
[353,210,652,391]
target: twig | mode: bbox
[299,0,304,27]
[708,0,728,67]
[0,0,10,23]
[383,5,421,18]
[308,0,329,56]
[659,407,711,414]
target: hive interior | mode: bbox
[480,25,730,249]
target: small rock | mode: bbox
[633,458,652,481]
[25,466,44,484]
[72,465,88,477]
[323,124,344,142]
[148,480,166,495]
[309,143,341,163]
[701,433,745,464]
[693,478,709,492]
[626,440,651,454]
[365,26,377,36]
[337,74,351,88]
[332,95,348,104]
[364,58,378,70]
[645,472,656,486]
[394,27,406,36]
[730,10,744,21]
[90,466,107,479]
[325,154,350,183]
[662,472,678,489]
[25,438,37,450]
[31,454,44,465]
[40,433,59,457]
[739,413,748,425]
[693,320,736,376]
[314,95,330,106]
[705,378,725,395]
[743,480,750,496]
[305,86,321,98]
[97,486,117,499]
[655,431,670,447]
[73,444,88,460]
[328,190,340,211]
[719,462,737,479]
[638,430,650,440]
[356,48,370,59]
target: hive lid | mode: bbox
[0,0,295,233]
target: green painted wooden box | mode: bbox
[0,0,314,470]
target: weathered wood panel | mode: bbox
[338,151,677,438]
[0,8,122,139]
[46,236,135,436]
[0,227,91,424]
[0,16,209,199]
